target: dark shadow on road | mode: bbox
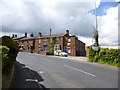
[10,61,49,89]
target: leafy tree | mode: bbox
[50,36,56,52]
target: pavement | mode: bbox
[12,52,118,88]
[11,61,48,89]
[49,55,88,62]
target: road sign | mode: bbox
[92,46,99,51]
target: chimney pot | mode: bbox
[25,32,27,37]
[38,32,42,37]
[12,34,15,38]
[30,33,34,37]
[66,30,69,35]
[15,34,17,37]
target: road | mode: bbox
[12,52,118,88]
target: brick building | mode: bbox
[19,33,35,52]
[13,33,35,52]
[35,30,86,56]
[13,30,86,56]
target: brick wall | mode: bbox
[19,34,86,56]
[86,46,90,57]
[19,39,34,52]
[69,36,76,56]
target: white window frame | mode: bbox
[38,39,41,44]
[56,37,59,42]
[50,37,52,43]
[44,38,46,42]
[68,37,71,42]
[68,48,71,53]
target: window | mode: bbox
[38,46,41,50]
[68,48,70,53]
[67,43,71,47]
[38,39,41,44]
[44,38,46,42]
[68,37,71,42]
[56,37,59,43]
[54,44,60,51]
[50,38,52,43]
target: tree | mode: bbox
[50,36,56,52]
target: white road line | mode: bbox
[26,79,38,82]
[64,65,96,77]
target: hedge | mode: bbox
[0,46,9,70]
[0,36,19,74]
[88,46,120,67]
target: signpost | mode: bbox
[92,45,99,51]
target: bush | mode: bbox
[88,46,120,67]
[0,36,19,74]
[0,46,9,70]
[89,46,96,59]
[0,46,9,54]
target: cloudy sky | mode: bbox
[0,0,119,46]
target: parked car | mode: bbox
[19,48,23,51]
[54,50,68,57]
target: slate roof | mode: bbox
[20,37,36,40]
[45,33,65,37]
[13,36,25,40]
[37,33,65,39]
[15,33,72,40]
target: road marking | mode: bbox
[26,79,38,82]
[39,71,44,74]
[64,65,96,77]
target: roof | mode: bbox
[46,33,65,37]
[37,33,65,39]
[20,37,36,40]
[13,36,25,40]
[15,32,78,41]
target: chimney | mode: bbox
[66,30,69,35]
[12,34,15,38]
[15,34,17,38]
[30,33,34,37]
[38,32,42,37]
[25,32,27,37]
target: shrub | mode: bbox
[0,46,9,70]
[50,36,56,52]
[0,36,19,73]
[89,46,96,59]
[94,56,100,62]
[88,46,120,67]
[0,46,9,54]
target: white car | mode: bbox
[19,48,24,51]
[54,50,68,57]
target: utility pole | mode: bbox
[93,0,99,47]
[92,0,99,52]
[50,29,52,51]
[50,28,51,37]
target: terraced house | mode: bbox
[13,30,86,56]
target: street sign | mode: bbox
[92,46,99,51]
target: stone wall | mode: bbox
[2,65,15,88]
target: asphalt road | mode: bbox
[12,52,118,88]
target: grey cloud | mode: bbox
[1,1,96,37]
[3,1,117,46]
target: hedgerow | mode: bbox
[0,36,19,74]
[88,46,120,67]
